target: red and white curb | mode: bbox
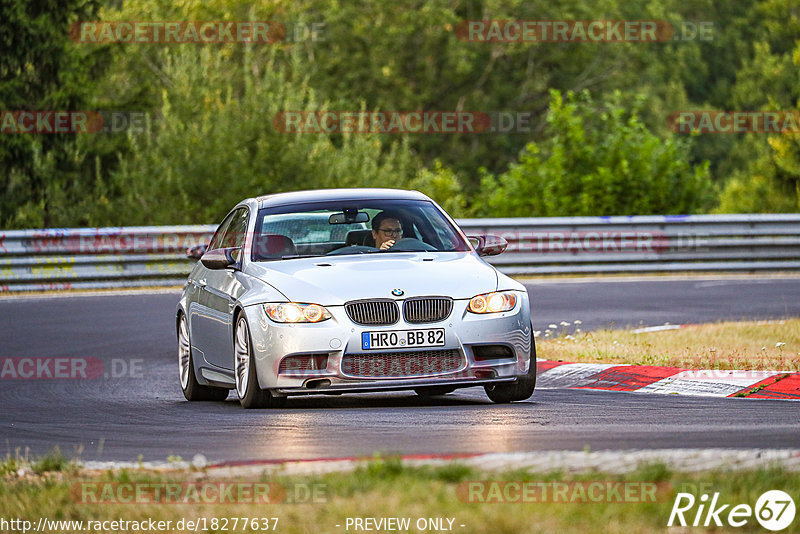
[536,361,800,400]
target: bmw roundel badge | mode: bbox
[391,289,404,296]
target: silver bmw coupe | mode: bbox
[177,189,535,408]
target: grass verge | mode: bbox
[1,455,798,533]
[538,318,800,371]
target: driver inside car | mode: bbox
[371,211,404,250]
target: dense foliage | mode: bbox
[1,0,799,227]
[476,90,713,216]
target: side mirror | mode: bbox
[468,234,508,257]
[186,244,207,260]
[200,247,240,270]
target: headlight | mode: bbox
[468,291,517,314]
[263,303,332,323]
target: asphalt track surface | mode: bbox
[1,276,799,462]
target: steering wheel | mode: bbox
[387,237,437,252]
[326,245,376,255]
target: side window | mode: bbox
[221,208,249,249]
[207,212,236,251]
[414,209,448,250]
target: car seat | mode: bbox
[252,234,297,260]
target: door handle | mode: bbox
[197,278,207,288]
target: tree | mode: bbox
[105,46,419,225]
[716,19,800,213]
[476,90,713,216]
[409,160,468,216]
[0,0,103,227]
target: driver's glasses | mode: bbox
[378,227,403,237]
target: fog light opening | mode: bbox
[472,344,515,362]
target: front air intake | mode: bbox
[403,297,453,324]
[341,349,464,378]
[345,299,400,326]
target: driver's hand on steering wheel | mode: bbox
[380,239,395,250]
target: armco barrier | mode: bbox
[0,214,799,292]
[0,226,215,292]
[459,214,800,274]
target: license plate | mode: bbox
[361,328,445,350]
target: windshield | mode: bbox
[251,199,470,261]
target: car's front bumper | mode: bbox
[242,293,532,396]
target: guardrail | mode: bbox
[1,214,799,292]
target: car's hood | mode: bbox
[244,252,499,305]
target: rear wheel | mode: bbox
[178,314,228,401]
[234,314,287,409]
[484,332,537,404]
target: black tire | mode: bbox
[178,314,229,402]
[484,331,537,403]
[414,386,457,397]
[235,314,287,409]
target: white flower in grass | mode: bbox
[548,324,558,329]
[776,342,786,348]
[534,331,541,338]
[560,321,570,326]
[574,320,582,325]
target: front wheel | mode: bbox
[234,314,287,409]
[484,333,537,403]
[178,314,228,402]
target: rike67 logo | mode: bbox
[668,490,796,531]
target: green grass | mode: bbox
[1,447,77,477]
[30,447,76,475]
[1,456,797,533]
[539,318,800,371]
[0,455,21,477]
